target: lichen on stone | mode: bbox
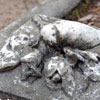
[68,0,98,20]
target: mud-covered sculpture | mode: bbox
[1,15,100,100]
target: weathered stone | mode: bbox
[44,56,72,89]
[0,65,70,100]
[0,20,40,71]
[1,15,100,100]
[41,19,100,50]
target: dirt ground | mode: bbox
[77,1,100,28]
[0,0,42,29]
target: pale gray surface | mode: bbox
[0,0,81,100]
[1,9,100,100]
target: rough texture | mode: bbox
[0,20,40,71]
[1,15,100,100]
[0,0,81,98]
[41,19,100,50]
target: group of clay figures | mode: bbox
[1,15,100,97]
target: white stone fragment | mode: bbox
[41,20,100,49]
[46,56,69,77]
[10,34,30,50]
[77,50,99,62]
[44,55,73,89]
[21,49,41,63]
[0,20,39,71]
[0,39,20,70]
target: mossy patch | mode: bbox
[68,0,98,20]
